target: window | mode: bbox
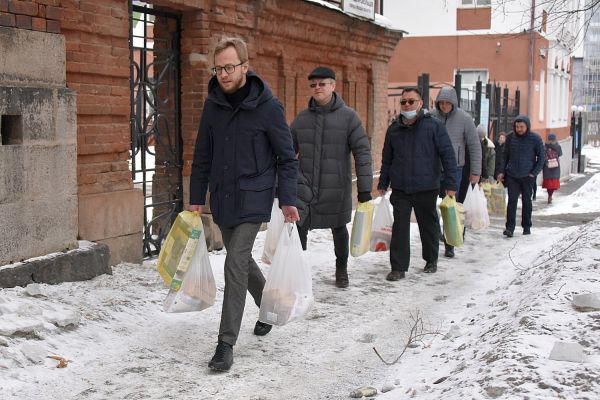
[461,0,491,6]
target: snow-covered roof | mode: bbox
[301,0,407,33]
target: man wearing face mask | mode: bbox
[291,66,373,289]
[377,88,457,280]
[430,87,481,258]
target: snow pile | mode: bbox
[379,220,600,399]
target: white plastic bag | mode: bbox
[462,184,490,231]
[259,223,314,326]
[261,198,285,264]
[370,197,393,252]
[163,227,216,313]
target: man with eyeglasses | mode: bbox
[430,87,482,258]
[291,66,373,288]
[190,37,299,372]
[377,87,457,280]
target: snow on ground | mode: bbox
[1,147,600,399]
[537,145,600,216]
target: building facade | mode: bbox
[0,0,402,266]
[384,0,581,142]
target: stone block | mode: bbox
[78,189,143,241]
[0,26,65,87]
[549,341,585,363]
[99,233,143,266]
[572,293,600,311]
[0,196,78,265]
[0,241,111,288]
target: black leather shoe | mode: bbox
[523,228,531,235]
[444,244,455,258]
[503,229,514,238]
[386,270,405,281]
[253,320,272,336]
[208,342,233,371]
[424,261,437,273]
[335,268,349,288]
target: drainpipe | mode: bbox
[527,0,536,117]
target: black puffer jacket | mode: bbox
[190,72,298,228]
[291,93,373,229]
[378,111,457,194]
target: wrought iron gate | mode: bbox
[129,2,182,257]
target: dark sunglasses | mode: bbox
[400,99,419,106]
[309,82,331,88]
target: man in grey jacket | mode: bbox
[430,87,481,258]
[291,66,373,289]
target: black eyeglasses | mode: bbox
[211,62,245,75]
[309,82,332,89]
[400,99,420,106]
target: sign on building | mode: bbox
[342,0,375,20]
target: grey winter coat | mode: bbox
[291,93,373,229]
[430,87,482,175]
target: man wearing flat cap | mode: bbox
[291,66,373,288]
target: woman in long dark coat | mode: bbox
[542,133,562,204]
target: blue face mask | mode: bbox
[401,110,418,119]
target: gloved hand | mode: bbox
[357,192,372,203]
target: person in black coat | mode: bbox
[496,115,545,237]
[377,88,457,280]
[190,37,299,372]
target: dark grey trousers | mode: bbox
[218,222,264,346]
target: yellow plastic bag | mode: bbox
[439,195,464,247]
[157,211,202,287]
[157,211,216,313]
[489,182,507,216]
[350,201,374,257]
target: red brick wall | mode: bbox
[4,0,400,258]
[0,0,61,33]
[177,0,401,180]
[60,0,132,196]
[2,0,132,195]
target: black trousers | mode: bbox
[505,175,534,232]
[297,220,349,268]
[389,189,439,272]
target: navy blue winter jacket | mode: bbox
[190,72,298,228]
[497,115,545,179]
[377,111,457,194]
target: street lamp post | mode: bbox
[577,106,584,173]
[571,105,585,173]
[571,105,577,159]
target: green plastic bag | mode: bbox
[439,195,464,247]
[350,201,374,257]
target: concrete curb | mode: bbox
[0,241,111,288]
